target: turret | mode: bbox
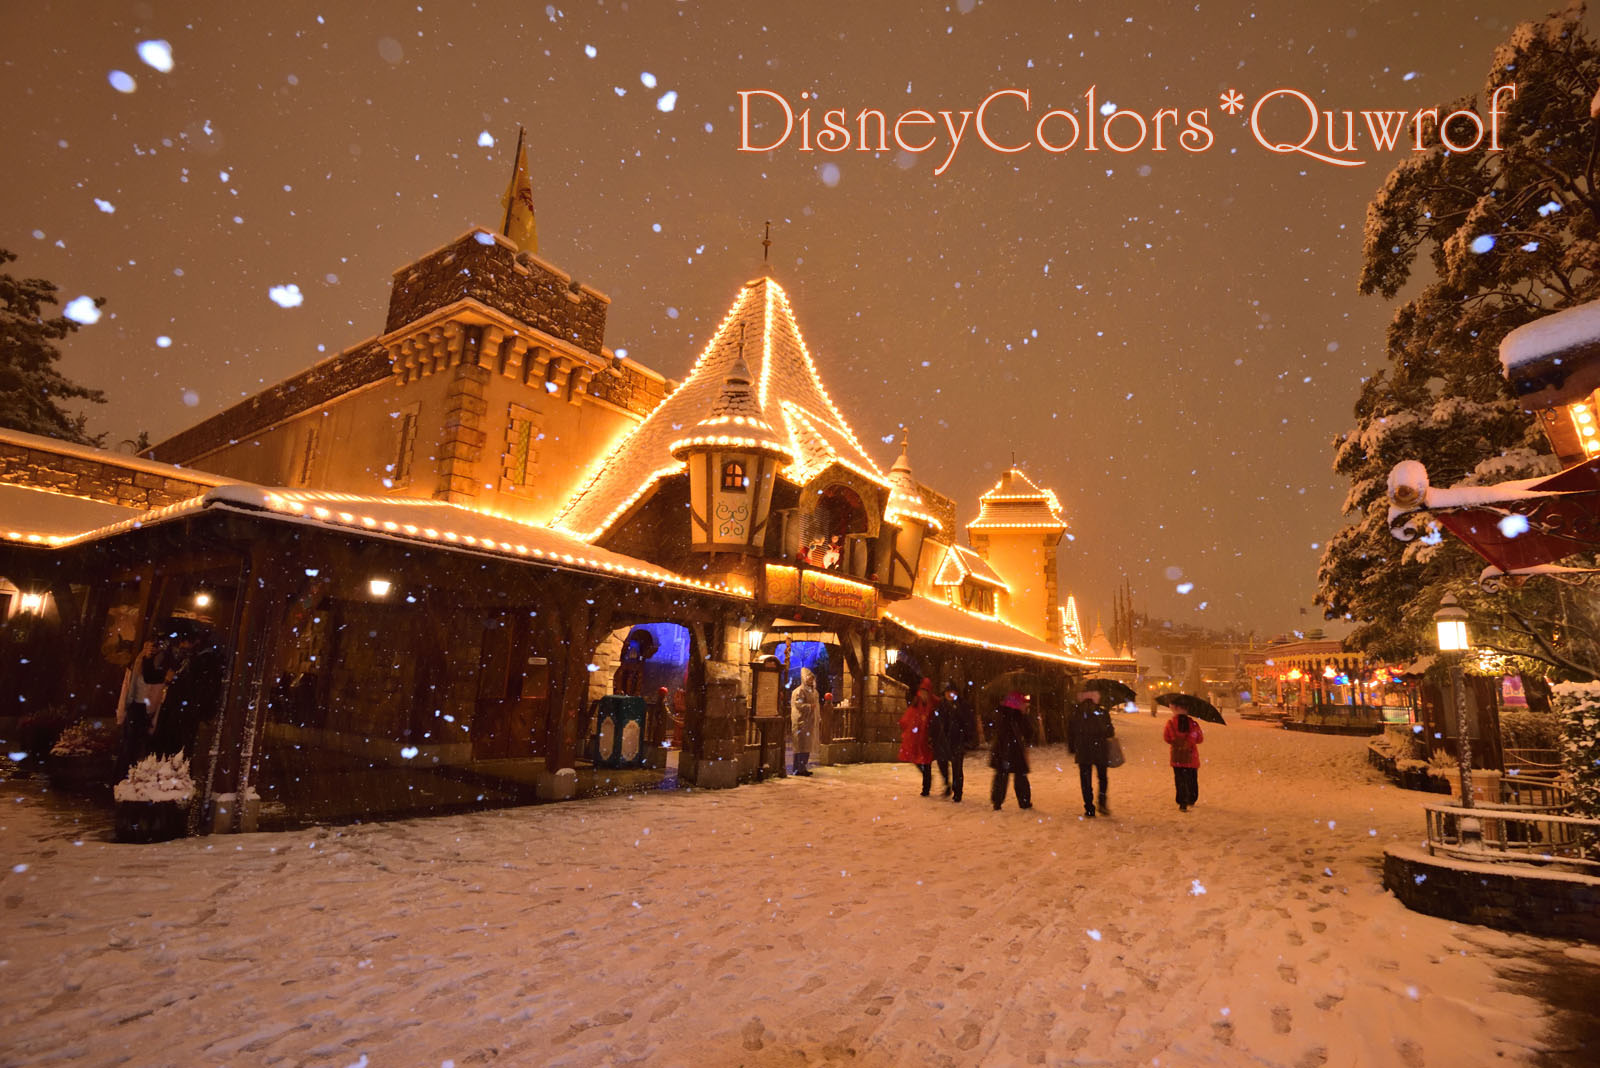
[669,336,793,554]
[881,436,941,591]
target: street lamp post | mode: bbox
[1433,593,1477,821]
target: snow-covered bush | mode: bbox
[1499,707,1561,750]
[1551,682,1600,818]
[113,751,194,803]
[50,719,117,757]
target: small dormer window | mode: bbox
[721,460,747,491]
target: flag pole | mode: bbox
[502,125,525,238]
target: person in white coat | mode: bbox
[116,639,174,776]
[790,667,820,776]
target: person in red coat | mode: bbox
[1163,711,1205,811]
[898,678,936,796]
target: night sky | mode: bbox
[0,0,1560,634]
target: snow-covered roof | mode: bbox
[966,468,1065,530]
[0,484,148,543]
[554,275,887,540]
[884,595,1097,667]
[1499,299,1600,408]
[15,484,751,598]
[1,426,228,487]
[1500,300,1600,371]
[1087,624,1120,659]
[931,543,1008,590]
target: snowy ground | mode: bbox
[2,713,1597,1067]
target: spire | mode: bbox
[702,324,764,424]
[761,220,772,270]
[890,433,914,481]
[500,126,539,252]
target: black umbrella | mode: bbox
[152,616,215,645]
[1156,692,1225,725]
[1081,678,1136,705]
[885,648,928,693]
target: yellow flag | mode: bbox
[500,128,539,252]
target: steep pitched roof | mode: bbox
[967,467,1066,530]
[555,275,885,540]
[932,543,1008,590]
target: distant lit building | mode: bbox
[0,208,1098,829]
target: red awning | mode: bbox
[1435,459,1600,571]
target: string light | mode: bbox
[252,489,753,596]
[884,601,1098,667]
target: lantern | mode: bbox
[1433,593,1470,652]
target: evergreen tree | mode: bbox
[0,248,106,445]
[1318,4,1600,675]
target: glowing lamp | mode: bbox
[886,648,900,666]
[1322,665,1337,680]
[1286,668,1303,681]
[368,577,393,598]
[747,627,765,653]
[1433,593,1470,652]
[194,592,213,608]
[17,592,44,614]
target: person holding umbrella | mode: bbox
[1068,688,1116,818]
[1163,708,1205,811]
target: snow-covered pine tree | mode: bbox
[1319,4,1600,674]
[0,248,105,444]
[1551,681,1600,816]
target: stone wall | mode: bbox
[1383,844,1600,941]
[149,341,391,466]
[386,232,609,355]
[0,431,219,508]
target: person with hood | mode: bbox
[898,677,936,796]
[790,667,821,776]
[930,681,975,802]
[1163,709,1205,811]
[989,691,1034,810]
[1068,690,1116,818]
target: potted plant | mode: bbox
[113,752,194,842]
[46,718,120,794]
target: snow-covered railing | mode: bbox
[1422,802,1600,872]
[1502,747,1564,776]
[1497,773,1572,810]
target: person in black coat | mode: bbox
[988,691,1034,811]
[1067,690,1116,818]
[930,681,975,802]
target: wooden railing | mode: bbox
[827,701,857,743]
[1503,748,1562,775]
[1497,774,1571,811]
[1422,802,1600,873]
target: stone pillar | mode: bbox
[687,676,744,789]
[434,364,489,504]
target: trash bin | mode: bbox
[593,695,648,768]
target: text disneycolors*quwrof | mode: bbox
[737,85,1519,175]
